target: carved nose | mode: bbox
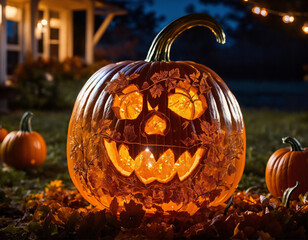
[142,112,170,136]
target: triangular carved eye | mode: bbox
[147,101,159,111]
[112,85,143,120]
[168,82,207,120]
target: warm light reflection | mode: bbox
[5,5,18,19]
[112,85,143,120]
[50,18,60,28]
[175,148,205,181]
[144,114,167,136]
[36,19,48,39]
[104,139,205,184]
[302,23,308,34]
[168,84,207,120]
[104,140,135,176]
[41,19,48,26]
[147,101,158,111]
[0,5,2,25]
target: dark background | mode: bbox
[72,0,308,109]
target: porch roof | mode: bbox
[7,0,126,14]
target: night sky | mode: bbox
[146,0,238,34]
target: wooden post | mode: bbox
[85,0,94,64]
[93,13,114,46]
[30,0,39,60]
[66,9,73,58]
[0,0,7,84]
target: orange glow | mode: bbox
[168,83,207,120]
[302,23,308,34]
[152,149,176,183]
[112,85,143,119]
[175,148,205,181]
[5,5,18,19]
[67,64,246,216]
[144,114,167,136]
[0,5,2,25]
[282,15,294,23]
[104,140,134,176]
[134,149,157,184]
[41,19,48,26]
[260,9,268,17]
[103,139,206,184]
[147,101,158,111]
[252,6,261,15]
[135,149,177,184]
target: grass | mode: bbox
[0,108,307,192]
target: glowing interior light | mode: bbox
[145,148,150,152]
[41,19,48,26]
[0,5,2,25]
[144,114,167,136]
[37,22,42,30]
[252,6,261,15]
[289,16,294,23]
[5,5,18,19]
[260,8,268,17]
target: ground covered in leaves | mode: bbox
[0,180,307,239]
[0,109,308,239]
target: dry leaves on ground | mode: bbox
[0,180,307,239]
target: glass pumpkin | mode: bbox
[67,14,246,215]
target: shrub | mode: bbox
[9,57,110,109]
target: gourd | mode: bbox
[266,136,308,198]
[67,14,246,215]
[0,112,47,168]
[0,125,8,143]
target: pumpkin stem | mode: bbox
[282,136,303,151]
[145,13,226,62]
[281,181,299,208]
[20,112,33,132]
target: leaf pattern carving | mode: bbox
[105,72,140,94]
[69,67,245,218]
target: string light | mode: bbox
[303,22,308,34]
[243,0,308,33]
[252,6,261,14]
[260,8,268,17]
[282,14,294,23]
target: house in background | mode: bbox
[0,0,126,84]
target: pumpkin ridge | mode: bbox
[67,14,246,214]
[273,150,289,197]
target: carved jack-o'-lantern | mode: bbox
[67,14,246,215]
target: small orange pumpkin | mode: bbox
[0,112,47,168]
[0,125,8,143]
[265,136,308,198]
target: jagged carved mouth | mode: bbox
[104,139,205,184]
